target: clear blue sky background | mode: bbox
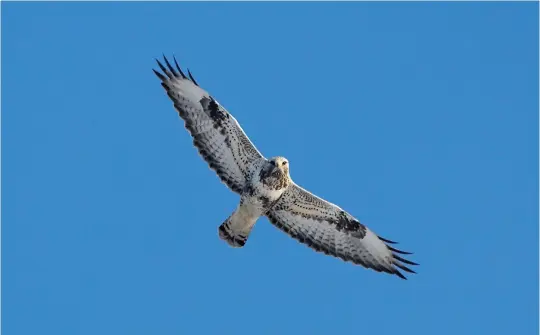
[3,2,538,335]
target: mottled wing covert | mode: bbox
[154,56,264,194]
[266,184,418,279]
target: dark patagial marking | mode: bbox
[207,97,228,124]
[335,211,366,238]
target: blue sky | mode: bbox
[2,2,538,335]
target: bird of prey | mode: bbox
[154,56,418,279]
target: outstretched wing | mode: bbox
[266,184,418,279]
[154,56,264,194]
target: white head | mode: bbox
[260,156,290,183]
[269,156,289,176]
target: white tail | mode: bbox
[218,203,259,248]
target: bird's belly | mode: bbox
[244,183,284,212]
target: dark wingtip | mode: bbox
[395,262,417,274]
[187,68,199,86]
[153,68,166,81]
[394,254,419,266]
[163,54,178,77]
[388,246,413,255]
[155,58,173,79]
[394,269,407,280]
[379,236,398,244]
[172,55,187,79]
[376,234,418,279]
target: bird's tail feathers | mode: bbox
[218,206,257,248]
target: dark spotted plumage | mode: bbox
[154,55,418,280]
[258,196,273,209]
[258,165,290,190]
[266,184,418,279]
[335,211,366,238]
[154,56,264,195]
[207,97,228,125]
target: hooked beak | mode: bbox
[264,163,281,178]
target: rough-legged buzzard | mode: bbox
[154,56,418,279]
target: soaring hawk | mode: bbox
[154,56,418,279]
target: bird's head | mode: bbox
[266,156,290,179]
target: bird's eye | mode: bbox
[282,161,288,166]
